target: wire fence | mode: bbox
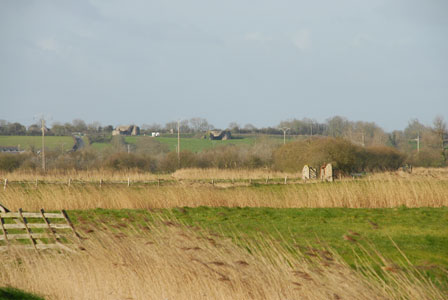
[1,176,305,189]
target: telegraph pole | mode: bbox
[279,127,290,145]
[177,120,180,166]
[41,119,46,172]
[411,134,420,153]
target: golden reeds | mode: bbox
[1,172,447,211]
[0,223,444,300]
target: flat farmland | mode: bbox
[124,136,258,152]
[0,136,75,151]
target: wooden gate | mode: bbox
[0,209,80,251]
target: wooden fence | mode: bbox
[1,177,303,189]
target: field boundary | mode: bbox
[0,176,313,188]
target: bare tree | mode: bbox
[433,116,447,161]
[189,117,213,132]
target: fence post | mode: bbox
[3,179,7,190]
[100,179,102,188]
[284,176,287,185]
[128,178,130,187]
[68,178,71,187]
[35,179,38,188]
[266,176,269,184]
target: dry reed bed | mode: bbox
[0,168,299,183]
[0,224,444,300]
[1,175,447,211]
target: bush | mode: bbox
[409,149,446,167]
[364,146,405,171]
[273,137,405,173]
[0,154,28,172]
[104,153,156,172]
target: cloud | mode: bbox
[291,29,311,51]
[36,38,60,52]
[244,32,273,43]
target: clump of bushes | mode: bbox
[104,153,157,172]
[0,153,34,172]
[273,138,405,173]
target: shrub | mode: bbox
[0,154,24,171]
[273,137,405,173]
[104,153,155,172]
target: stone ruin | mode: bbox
[112,125,140,136]
[302,163,334,182]
[302,165,317,180]
[320,163,334,182]
[208,130,232,140]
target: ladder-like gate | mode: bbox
[0,208,81,251]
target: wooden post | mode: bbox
[284,176,287,185]
[0,214,8,244]
[40,209,58,242]
[265,176,269,184]
[35,179,38,188]
[68,178,71,187]
[127,178,130,187]
[3,179,7,191]
[61,209,82,241]
[19,208,37,250]
[99,179,102,188]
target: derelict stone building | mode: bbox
[208,130,232,140]
[112,125,140,136]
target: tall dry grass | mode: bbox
[0,173,447,211]
[0,223,444,300]
[0,168,299,183]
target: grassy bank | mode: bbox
[67,207,448,288]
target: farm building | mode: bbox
[208,130,232,140]
[112,125,140,136]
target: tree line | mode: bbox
[1,115,446,167]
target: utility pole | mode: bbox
[41,119,46,172]
[177,120,181,166]
[411,134,420,153]
[279,127,290,145]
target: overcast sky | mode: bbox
[1,0,447,131]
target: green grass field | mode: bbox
[125,136,258,152]
[0,136,75,151]
[0,135,284,153]
[68,207,448,289]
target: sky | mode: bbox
[0,0,447,131]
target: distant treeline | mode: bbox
[1,116,446,169]
[0,134,445,173]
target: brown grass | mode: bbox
[1,170,447,211]
[0,168,299,183]
[0,223,444,300]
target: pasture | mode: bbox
[0,136,75,151]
